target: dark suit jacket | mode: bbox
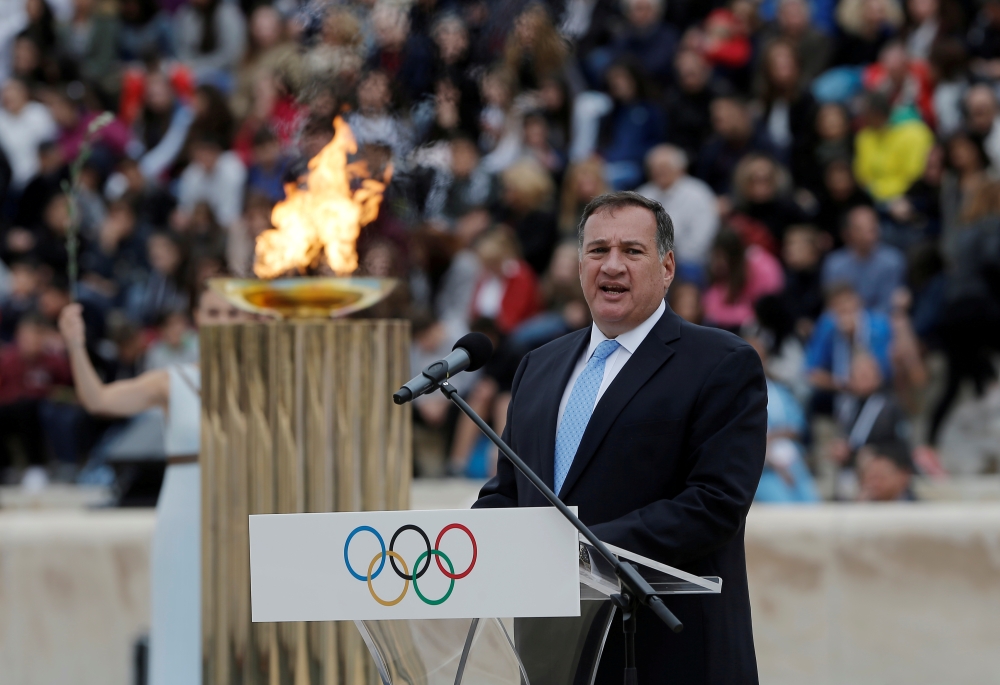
[473,304,767,685]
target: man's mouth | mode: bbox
[599,284,629,295]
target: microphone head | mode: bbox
[453,332,493,372]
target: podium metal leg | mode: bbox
[454,618,480,685]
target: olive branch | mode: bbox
[61,111,115,300]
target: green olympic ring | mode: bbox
[411,549,455,606]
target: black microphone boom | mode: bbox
[393,333,493,405]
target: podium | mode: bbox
[249,510,720,685]
[354,537,720,685]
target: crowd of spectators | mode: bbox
[0,0,999,502]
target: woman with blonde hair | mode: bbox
[503,4,568,91]
[559,157,608,235]
[498,158,559,276]
[833,0,905,65]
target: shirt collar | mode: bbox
[586,299,665,359]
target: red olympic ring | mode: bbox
[434,523,477,579]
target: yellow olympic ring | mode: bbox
[367,551,409,606]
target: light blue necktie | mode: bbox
[554,339,620,494]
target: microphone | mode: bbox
[393,332,493,405]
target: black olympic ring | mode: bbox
[389,524,432,580]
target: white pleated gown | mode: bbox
[149,364,201,685]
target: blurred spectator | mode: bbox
[117,0,174,63]
[366,1,433,106]
[968,0,1000,81]
[346,69,412,166]
[822,205,905,313]
[857,441,916,500]
[245,127,291,202]
[756,39,819,177]
[637,145,719,280]
[854,92,934,201]
[886,143,944,244]
[824,352,911,498]
[815,159,875,246]
[595,59,665,189]
[502,4,568,91]
[132,70,195,181]
[781,224,825,336]
[744,325,820,503]
[806,284,893,405]
[177,131,246,228]
[668,280,703,324]
[862,40,935,127]
[833,0,904,66]
[696,95,772,196]
[664,50,717,166]
[703,229,785,330]
[144,310,198,370]
[0,78,57,191]
[0,313,71,473]
[174,0,247,85]
[928,181,1000,445]
[126,230,187,326]
[729,154,809,251]
[441,136,496,225]
[56,0,122,98]
[0,260,39,342]
[756,0,832,87]
[606,0,678,84]
[232,6,300,121]
[497,158,558,277]
[963,84,1000,172]
[559,157,608,236]
[470,228,541,334]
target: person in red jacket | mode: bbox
[0,313,72,470]
[470,228,542,334]
[863,40,936,128]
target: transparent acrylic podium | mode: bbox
[354,536,721,685]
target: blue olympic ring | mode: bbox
[344,526,386,581]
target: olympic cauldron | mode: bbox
[199,119,411,685]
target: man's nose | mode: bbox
[600,248,626,275]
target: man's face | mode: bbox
[579,205,674,337]
[830,292,861,334]
[965,89,997,134]
[846,209,879,254]
[648,153,681,189]
[859,454,910,501]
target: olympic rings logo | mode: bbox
[344,524,477,606]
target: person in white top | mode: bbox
[58,286,245,685]
[0,78,57,190]
[636,145,719,282]
[177,132,247,228]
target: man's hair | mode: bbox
[577,191,674,259]
[824,281,858,305]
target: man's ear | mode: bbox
[662,250,676,289]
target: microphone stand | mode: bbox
[431,380,683,685]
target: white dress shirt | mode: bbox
[556,300,665,432]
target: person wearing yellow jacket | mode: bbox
[854,93,935,201]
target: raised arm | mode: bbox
[58,304,169,417]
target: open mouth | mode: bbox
[600,284,629,295]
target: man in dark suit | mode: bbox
[473,191,767,684]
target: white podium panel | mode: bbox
[249,508,581,622]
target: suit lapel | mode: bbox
[535,328,590,491]
[557,306,682,500]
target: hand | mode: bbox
[58,303,87,350]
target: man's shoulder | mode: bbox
[522,326,589,365]
[674,318,754,363]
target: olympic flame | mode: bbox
[253,117,392,278]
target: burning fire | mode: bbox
[253,117,392,278]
